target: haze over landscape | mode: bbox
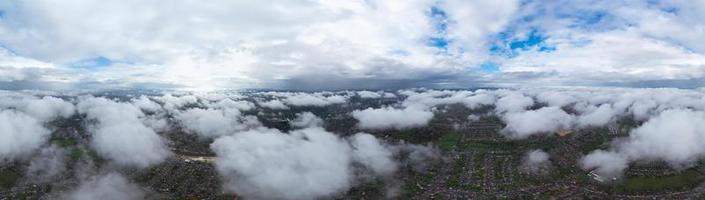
[1,0,705,199]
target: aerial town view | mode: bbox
[1,0,705,200]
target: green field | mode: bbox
[403,168,437,198]
[0,167,21,189]
[438,132,461,151]
[612,169,704,194]
[438,132,519,152]
[50,137,78,147]
[458,140,516,151]
[446,154,467,188]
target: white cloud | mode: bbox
[401,89,496,110]
[0,0,526,89]
[382,92,398,98]
[357,91,382,99]
[290,112,324,128]
[211,127,416,199]
[397,88,705,141]
[0,109,51,162]
[0,48,67,83]
[26,145,67,183]
[2,0,701,88]
[64,172,145,200]
[494,93,534,113]
[0,95,75,121]
[20,96,75,121]
[494,1,705,86]
[77,97,170,168]
[282,93,348,107]
[1,88,704,199]
[0,93,73,163]
[176,105,261,138]
[206,98,255,111]
[392,143,440,172]
[467,114,480,122]
[153,94,198,113]
[352,106,433,130]
[520,149,551,175]
[583,109,705,177]
[211,127,354,200]
[580,150,628,179]
[0,48,54,69]
[257,99,289,110]
[576,103,619,128]
[441,0,520,54]
[501,31,705,85]
[130,96,162,113]
[0,0,418,88]
[535,91,577,107]
[461,92,497,109]
[349,133,397,176]
[501,106,573,139]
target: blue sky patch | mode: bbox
[427,37,449,49]
[660,7,679,14]
[490,28,554,58]
[480,62,500,73]
[562,10,614,31]
[429,6,448,33]
[646,0,679,14]
[570,39,592,47]
[509,30,545,50]
[426,6,450,51]
[69,56,113,69]
[0,45,19,55]
[577,11,606,25]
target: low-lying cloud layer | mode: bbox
[25,145,67,183]
[352,107,434,130]
[64,172,145,200]
[0,110,52,162]
[177,107,259,138]
[520,149,551,176]
[211,127,355,199]
[0,93,74,162]
[77,97,171,168]
[389,87,705,177]
[281,93,348,107]
[211,127,427,199]
[290,112,324,128]
[581,109,705,178]
[1,87,705,198]
[501,106,573,139]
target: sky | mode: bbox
[0,0,704,90]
